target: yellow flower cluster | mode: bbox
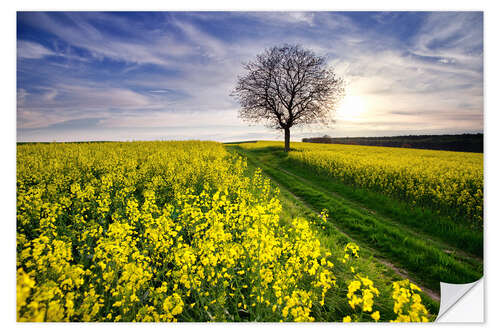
[318,208,329,230]
[17,141,338,322]
[340,243,430,323]
[342,242,359,263]
[346,275,380,312]
[390,280,430,322]
[341,244,380,322]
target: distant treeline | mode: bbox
[302,134,483,153]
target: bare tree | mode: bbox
[232,44,345,152]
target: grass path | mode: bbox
[227,145,483,296]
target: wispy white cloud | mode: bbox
[20,12,195,66]
[171,18,228,60]
[247,11,317,27]
[25,84,151,110]
[42,88,58,101]
[411,12,483,69]
[17,83,157,130]
[17,41,55,59]
[98,109,239,128]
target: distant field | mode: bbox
[17,141,436,322]
[302,134,483,153]
[288,141,483,227]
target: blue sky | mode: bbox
[17,11,483,142]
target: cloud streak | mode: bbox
[18,41,55,59]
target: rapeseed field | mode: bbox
[16,141,429,322]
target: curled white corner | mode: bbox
[436,278,483,322]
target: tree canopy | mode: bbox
[232,44,345,151]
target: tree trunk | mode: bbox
[284,127,291,152]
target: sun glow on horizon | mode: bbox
[336,95,367,120]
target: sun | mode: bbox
[336,95,367,120]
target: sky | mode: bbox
[16,11,483,142]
